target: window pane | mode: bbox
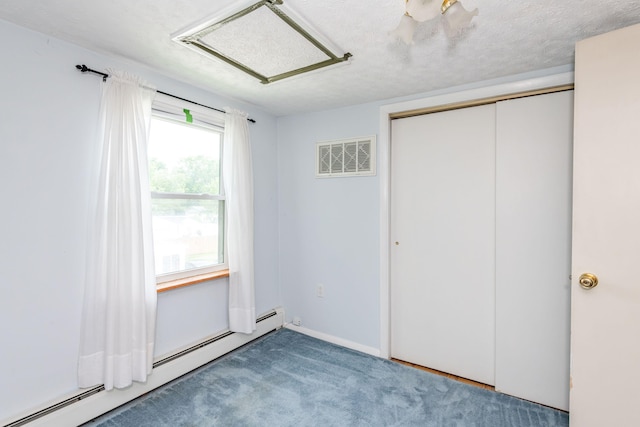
[148,118,222,195]
[148,115,225,279]
[151,198,224,275]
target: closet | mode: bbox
[390,90,573,411]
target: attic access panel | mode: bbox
[172,0,352,84]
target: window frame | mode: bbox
[149,97,228,285]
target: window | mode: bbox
[148,114,225,283]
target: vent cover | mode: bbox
[316,136,376,178]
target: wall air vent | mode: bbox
[171,0,352,84]
[316,136,376,178]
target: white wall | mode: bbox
[0,18,279,422]
[277,104,381,349]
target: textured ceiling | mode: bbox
[1,0,640,116]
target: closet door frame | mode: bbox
[378,72,575,359]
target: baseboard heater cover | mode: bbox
[3,308,284,427]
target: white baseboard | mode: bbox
[4,308,283,427]
[284,323,381,357]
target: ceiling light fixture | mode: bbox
[172,0,352,84]
[390,0,478,44]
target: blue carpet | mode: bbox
[85,328,569,426]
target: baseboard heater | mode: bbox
[4,308,284,427]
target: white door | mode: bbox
[494,91,573,411]
[570,23,640,426]
[390,104,496,386]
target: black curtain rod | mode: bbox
[75,64,256,124]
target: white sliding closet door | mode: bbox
[390,104,496,386]
[495,91,573,411]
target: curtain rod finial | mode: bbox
[76,64,108,81]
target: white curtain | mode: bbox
[78,70,157,390]
[223,109,256,334]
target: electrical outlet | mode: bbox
[316,284,324,298]
[292,316,301,326]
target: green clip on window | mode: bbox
[183,108,193,123]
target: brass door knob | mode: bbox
[579,273,599,290]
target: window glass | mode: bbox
[148,116,225,280]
